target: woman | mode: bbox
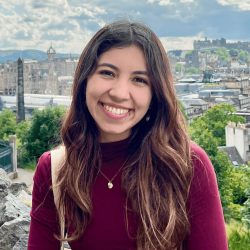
[28,20,228,250]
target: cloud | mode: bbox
[217,0,250,11]
[146,0,199,21]
[0,0,107,53]
[155,0,172,6]
[0,0,249,53]
[180,0,194,3]
[147,0,195,5]
[147,0,195,6]
[160,34,204,51]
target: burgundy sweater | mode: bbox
[28,140,228,250]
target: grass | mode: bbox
[21,160,36,170]
[227,221,250,250]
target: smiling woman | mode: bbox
[86,45,152,142]
[28,20,228,250]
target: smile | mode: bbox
[99,102,132,120]
[103,104,130,115]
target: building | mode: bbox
[199,89,241,99]
[193,37,250,52]
[175,82,203,95]
[218,146,244,166]
[225,122,250,163]
[234,111,250,123]
[0,45,78,96]
[0,62,17,95]
[0,93,71,118]
[179,95,209,122]
[231,95,250,110]
[185,50,199,68]
[223,77,250,96]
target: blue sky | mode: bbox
[0,0,249,53]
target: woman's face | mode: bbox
[86,45,152,142]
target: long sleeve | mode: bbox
[28,152,61,250]
[185,143,228,250]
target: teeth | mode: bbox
[103,104,129,115]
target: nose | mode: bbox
[108,77,130,101]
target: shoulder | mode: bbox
[33,151,52,186]
[34,145,65,184]
[190,142,216,179]
[190,142,212,168]
[31,152,60,232]
[189,142,219,197]
[186,145,227,249]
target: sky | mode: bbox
[0,0,250,54]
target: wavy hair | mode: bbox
[57,20,192,250]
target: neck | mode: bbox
[99,131,131,143]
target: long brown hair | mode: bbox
[57,20,192,249]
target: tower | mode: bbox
[46,44,58,94]
[17,58,25,122]
[47,44,56,61]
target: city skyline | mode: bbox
[0,0,250,53]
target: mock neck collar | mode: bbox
[100,137,130,162]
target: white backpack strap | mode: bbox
[51,145,66,250]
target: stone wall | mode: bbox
[0,169,31,250]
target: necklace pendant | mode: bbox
[108,181,113,189]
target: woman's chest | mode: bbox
[69,172,138,250]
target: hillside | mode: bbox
[0,50,79,63]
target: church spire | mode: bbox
[47,43,56,61]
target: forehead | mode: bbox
[97,45,147,70]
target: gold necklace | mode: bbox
[99,163,125,189]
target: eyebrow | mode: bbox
[97,63,149,76]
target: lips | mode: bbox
[100,102,132,118]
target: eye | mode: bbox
[133,77,149,85]
[99,70,115,78]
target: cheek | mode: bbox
[137,90,152,110]
[86,79,97,102]
[86,77,105,99]
[85,82,96,113]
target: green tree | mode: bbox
[16,120,30,144]
[21,106,65,164]
[190,120,232,218]
[185,50,193,56]
[189,121,218,156]
[185,67,200,75]
[191,104,245,146]
[0,109,17,140]
[216,48,230,63]
[231,166,250,205]
[238,50,250,63]
[202,70,213,83]
[229,49,238,58]
[211,151,234,220]
[189,104,247,221]
[243,188,250,228]
[227,166,250,222]
[175,63,182,74]
[16,120,31,166]
[228,227,250,250]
